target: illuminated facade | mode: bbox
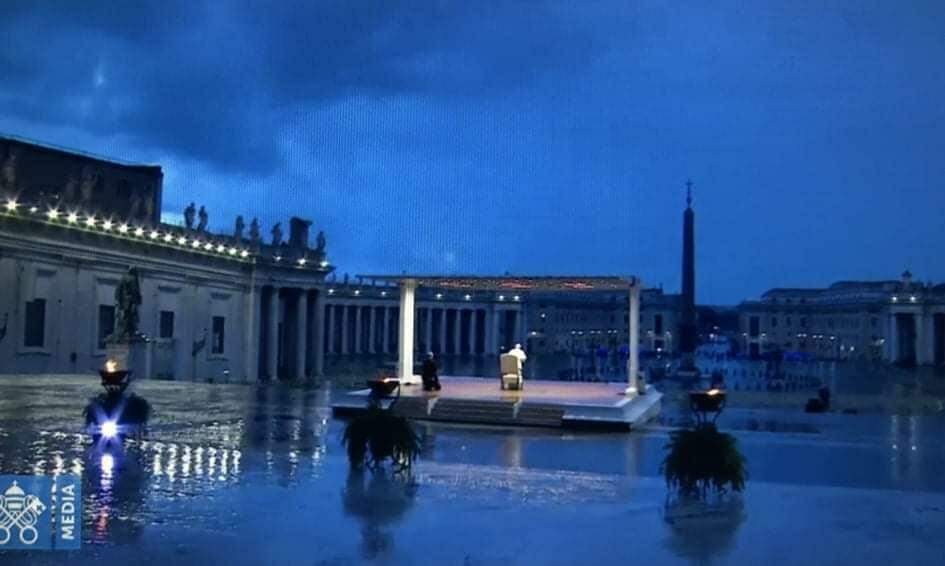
[738,271,945,365]
[0,135,333,381]
[0,135,685,382]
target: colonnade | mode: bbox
[321,301,525,357]
[259,285,326,380]
[886,310,945,365]
[256,284,526,380]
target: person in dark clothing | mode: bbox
[421,352,441,392]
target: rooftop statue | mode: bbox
[234,215,245,241]
[142,191,154,225]
[249,217,261,245]
[114,267,142,343]
[197,205,208,232]
[79,166,99,206]
[0,147,17,192]
[184,202,196,230]
[62,172,78,204]
[315,230,327,255]
[271,222,283,246]
[128,191,142,220]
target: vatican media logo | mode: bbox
[0,475,81,550]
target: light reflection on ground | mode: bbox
[0,375,943,565]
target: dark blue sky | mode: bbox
[2,1,943,304]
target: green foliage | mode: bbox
[662,424,747,498]
[343,406,422,472]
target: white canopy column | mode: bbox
[626,279,642,396]
[398,279,420,384]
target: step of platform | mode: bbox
[428,398,518,425]
[390,396,434,419]
[515,404,566,427]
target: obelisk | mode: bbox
[678,180,698,374]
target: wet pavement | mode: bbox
[1,375,944,565]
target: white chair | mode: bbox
[500,353,523,390]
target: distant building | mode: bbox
[521,288,681,355]
[738,271,945,365]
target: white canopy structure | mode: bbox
[360,275,645,396]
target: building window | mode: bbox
[159,310,175,339]
[786,316,792,327]
[98,305,116,349]
[749,316,760,337]
[211,316,225,354]
[771,317,779,328]
[800,317,808,328]
[654,314,663,334]
[24,298,46,348]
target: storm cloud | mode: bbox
[2,1,944,303]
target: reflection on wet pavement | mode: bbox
[1,375,944,565]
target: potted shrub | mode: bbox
[342,404,421,472]
[662,423,746,500]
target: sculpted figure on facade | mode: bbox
[249,217,261,245]
[114,267,142,342]
[184,202,196,229]
[128,191,142,220]
[0,147,17,192]
[61,172,78,204]
[234,215,245,241]
[197,205,208,232]
[142,188,155,224]
[79,166,99,206]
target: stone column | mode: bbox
[916,312,935,365]
[425,307,434,354]
[313,291,325,375]
[512,310,522,346]
[491,307,501,353]
[326,303,336,355]
[354,305,363,354]
[243,283,260,382]
[469,309,478,354]
[439,308,447,354]
[382,306,391,354]
[295,289,308,380]
[888,313,899,364]
[626,281,642,395]
[266,286,279,380]
[398,279,419,384]
[454,309,462,354]
[368,306,377,354]
[341,304,349,355]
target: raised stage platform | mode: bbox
[331,376,662,431]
